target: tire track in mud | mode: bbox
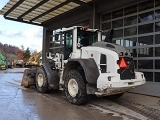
[109,99,160,120]
[89,103,139,120]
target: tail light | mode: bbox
[119,58,127,68]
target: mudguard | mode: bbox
[63,58,99,84]
[42,63,60,86]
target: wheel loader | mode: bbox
[21,26,146,105]
[0,52,7,70]
[25,52,42,67]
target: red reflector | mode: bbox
[119,58,127,68]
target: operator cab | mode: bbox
[51,26,101,60]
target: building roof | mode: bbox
[0,0,93,26]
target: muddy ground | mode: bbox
[0,68,159,120]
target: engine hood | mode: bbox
[92,41,129,56]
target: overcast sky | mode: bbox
[0,0,43,52]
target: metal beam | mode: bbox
[42,27,51,63]
[4,0,25,16]
[43,6,90,29]
[18,0,50,19]
[30,0,72,22]
[72,0,90,7]
[4,16,42,26]
[42,1,91,26]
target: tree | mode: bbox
[24,47,31,61]
[15,48,24,60]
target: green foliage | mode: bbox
[24,47,31,61]
[0,52,6,65]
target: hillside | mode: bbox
[0,42,19,59]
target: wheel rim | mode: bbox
[37,74,43,87]
[68,78,78,97]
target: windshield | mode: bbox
[77,30,98,47]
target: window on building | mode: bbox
[129,49,137,57]
[138,35,153,46]
[155,22,160,32]
[138,47,153,57]
[134,60,137,69]
[125,39,130,47]
[142,72,153,81]
[155,34,160,44]
[155,60,160,69]
[124,38,137,47]
[138,23,153,34]
[112,19,123,28]
[155,9,160,19]
[100,0,160,83]
[138,11,154,23]
[121,39,124,46]
[124,5,137,15]
[155,72,160,82]
[116,39,120,45]
[113,29,123,38]
[155,47,160,57]
[102,22,111,30]
[124,26,137,36]
[112,9,123,19]
[138,0,154,11]
[124,15,137,26]
[138,60,153,69]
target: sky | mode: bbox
[0,0,43,52]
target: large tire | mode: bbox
[36,67,49,93]
[64,69,87,105]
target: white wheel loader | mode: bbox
[21,26,145,105]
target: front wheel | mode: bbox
[36,67,50,93]
[64,69,87,105]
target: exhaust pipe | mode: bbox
[104,29,114,43]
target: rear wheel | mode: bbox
[36,67,49,93]
[64,69,87,105]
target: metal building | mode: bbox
[0,0,160,96]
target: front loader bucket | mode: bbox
[21,68,38,88]
[21,69,29,87]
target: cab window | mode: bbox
[64,31,73,59]
[77,30,98,47]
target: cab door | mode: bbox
[64,30,73,60]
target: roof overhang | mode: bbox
[0,0,94,26]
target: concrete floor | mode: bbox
[0,68,160,120]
